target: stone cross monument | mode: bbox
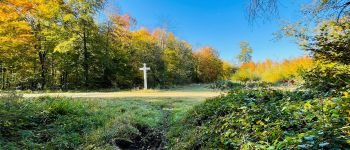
[139,63,150,89]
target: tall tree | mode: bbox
[194,47,223,83]
[0,0,63,89]
[237,41,253,63]
[0,0,228,90]
[0,0,35,89]
[62,0,105,88]
[302,17,350,92]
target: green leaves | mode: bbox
[169,89,350,149]
[237,41,253,63]
[0,96,166,149]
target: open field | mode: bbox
[0,84,222,149]
[1,0,349,149]
[20,84,223,98]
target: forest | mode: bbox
[0,0,226,90]
[1,0,350,149]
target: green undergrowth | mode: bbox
[0,95,204,149]
[0,96,165,149]
[168,88,350,149]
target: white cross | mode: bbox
[139,63,150,89]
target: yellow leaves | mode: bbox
[304,102,313,110]
[54,37,77,53]
[0,13,33,49]
[63,14,74,22]
[342,92,349,98]
[132,28,156,43]
[167,32,176,43]
[233,56,313,83]
[322,97,336,112]
[256,120,265,126]
[222,61,235,80]
[0,1,20,21]
[31,0,61,19]
[342,109,350,144]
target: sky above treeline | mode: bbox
[101,0,308,63]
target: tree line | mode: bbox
[0,0,229,90]
[248,0,350,93]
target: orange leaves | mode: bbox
[110,13,135,30]
[9,0,34,12]
[233,56,314,83]
[0,0,62,20]
[194,47,223,82]
[0,0,35,60]
[0,0,37,21]
[108,13,136,42]
[152,28,166,38]
[194,46,219,59]
[0,0,21,22]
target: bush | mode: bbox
[301,17,350,95]
[302,62,350,94]
[0,97,163,149]
[167,89,350,149]
[208,80,243,90]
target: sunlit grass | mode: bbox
[0,91,208,149]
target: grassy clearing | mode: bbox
[15,84,222,98]
[1,84,216,94]
[0,93,206,149]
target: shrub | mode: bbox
[0,97,163,149]
[208,80,243,90]
[301,17,350,94]
[168,89,350,149]
[302,62,350,94]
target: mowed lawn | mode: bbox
[0,84,222,149]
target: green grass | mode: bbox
[1,83,215,94]
[2,85,349,149]
[0,84,214,149]
[0,94,204,149]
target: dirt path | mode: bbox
[22,91,222,98]
[157,107,170,150]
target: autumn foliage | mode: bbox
[0,0,227,90]
[232,56,313,83]
[193,47,223,83]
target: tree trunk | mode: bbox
[1,63,4,89]
[9,68,12,89]
[39,51,47,90]
[51,55,55,87]
[34,22,46,90]
[60,70,67,90]
[32,59,37,90]
[83,25,89,88]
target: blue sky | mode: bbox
[104,0,307,63]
